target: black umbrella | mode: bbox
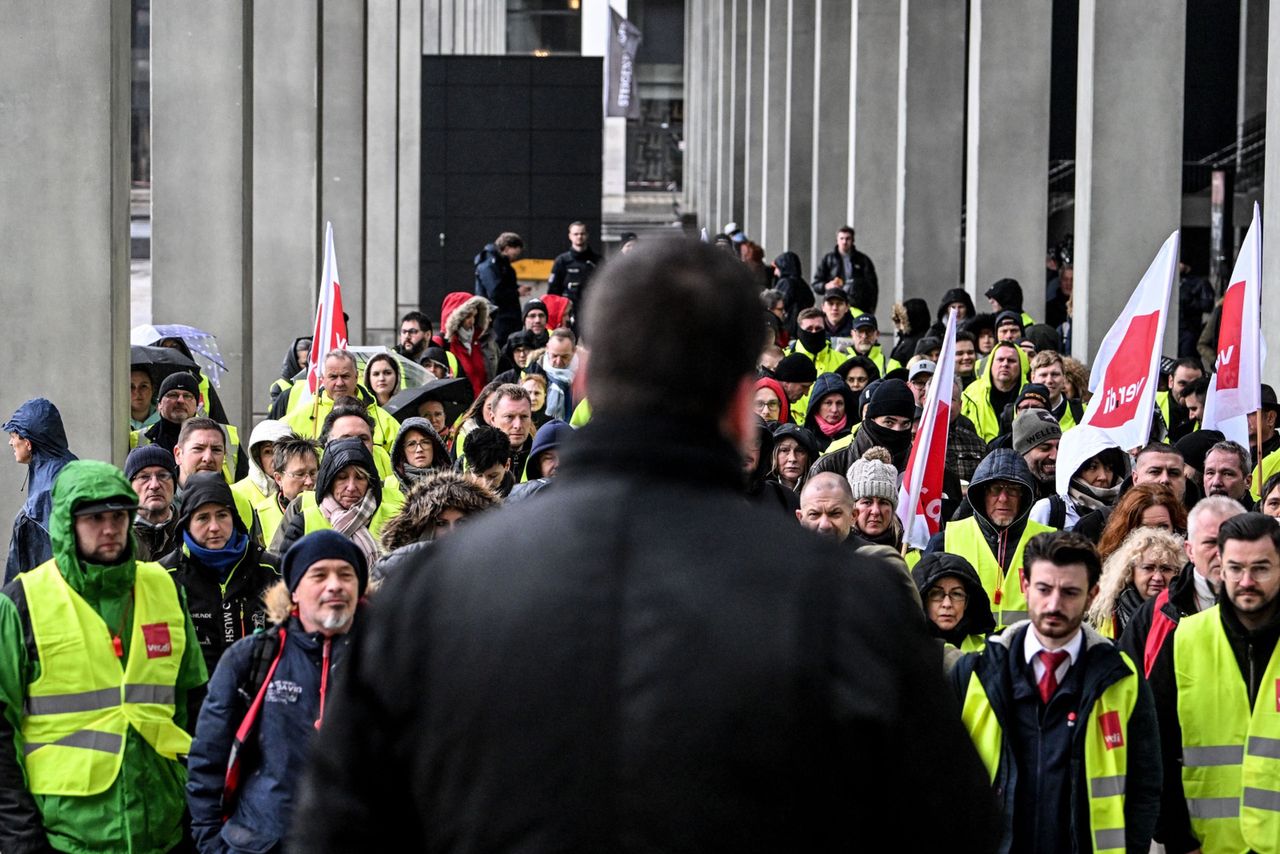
[383,377,474,424]
[130,345,200,388]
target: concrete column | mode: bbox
[365,0,399,341]
[424,0,441,54]
[583,0,628,215]
[809,0,852,270]
[1261,0,1280,387]
[320,0,367,340]
[1073,0,1185,363]
[398,0,423,316]
[682,0,697,217]
[707,0,725,229]
[783,0,816,259]
[252,0,320,420]
[894,0,966,313]
[728,0,748,230]
[850,0,900,328]
[742,0,766,236]
[963,0,1052,319]
[759,0,788,250]
[0,2,131,483]
[151,1,254,430]
[713,0,737,231]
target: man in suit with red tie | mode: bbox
[951,531,1162,853]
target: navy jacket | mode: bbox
[186,617,353,854]
[474,243,520,329]
[2,399,76,582]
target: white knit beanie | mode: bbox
[847,447,899,507]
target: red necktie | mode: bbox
[1038,650,1070,704]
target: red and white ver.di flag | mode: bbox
[306,222,349,394]
[1202,203,1263,449]
[1055,231,1180,495]
[898,308,958,549]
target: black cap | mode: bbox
[994,310,1023,329]
[851,314,878,331]
[72,496,139,517]
[158,372,200,399]
[823,290,848,304]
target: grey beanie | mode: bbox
[846,447,899,508]
[1012,408,1062,456]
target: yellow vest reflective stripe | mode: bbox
[960,651,1137,852]
[1175,606,1280,853]
[20,560,191,796]
[944,517,1055,627]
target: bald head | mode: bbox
[797,472,855,541]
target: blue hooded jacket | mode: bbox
[3,398,76,581]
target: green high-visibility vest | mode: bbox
[20,560,191,796]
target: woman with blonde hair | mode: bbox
[1087,526,1184,638]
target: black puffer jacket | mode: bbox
[292,415,1000,852]
[810,245,879,313]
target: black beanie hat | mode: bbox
[125,445,178,482]
[282,529,369,595]
[523,298,548,320]
[865,379,915,421]
[158,372,200,399]
[1175,429,1226,474]
[177,472,245,534]
[774,353,818,383]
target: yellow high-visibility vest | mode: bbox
[1175,606,1280,854]
[20,560,190,796]
[944,517,1054,628]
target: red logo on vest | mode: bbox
[141,623,172,659]
[1099,710,1124,750]
[1275,679,1280,712]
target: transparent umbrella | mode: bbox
[132,324,228,389]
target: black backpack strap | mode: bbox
[236,624,284,706]
[1048,495,1067,530]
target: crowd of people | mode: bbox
[1,222,1278,853]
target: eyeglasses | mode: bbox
[404,440,434,452]
[927,588,968,604]
[132,471,173,484]
[283,469,318,481]
[1138,563,1180,576]
[987,484,1021,497]
[754,400,781,412]
[1223,564,1277,581]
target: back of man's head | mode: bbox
[583,240,763,424]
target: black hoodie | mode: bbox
[889,298,931,367]
[911,553,997,647]
[745,419,800,515]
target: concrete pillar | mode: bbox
[809,0,853,270]
[729,0,748,231]
[1261,0,1280,387]
[0,0,131,551]
[783,0,816,260]
[0,2,132,442]
[424,0,442,54]
[690,0,710,229]
[682,0,697,217]
[708,0,726,230]
[1073,0,1185,363]
[320,0,367,340]
[759,0,788,250]
[151,1,254,431]
[742,0,766,236]
[963,0,1052,320]
[398,0,423,317]
[850,0,900,328]
[894,0,966,312]
[251,0,320,420]
[365,0,399,341]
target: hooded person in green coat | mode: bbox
[0,460,206,854]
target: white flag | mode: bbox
[1202,203,1263,449]
[897,309,957,549]
[306,222,349,394]
[1056,231,1180,495]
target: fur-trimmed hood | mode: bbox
[442,293,491,343]
[379,470,500,552]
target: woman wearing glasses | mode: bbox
[911,552,996,652]
[389,418,451,490]
[1087,527,1185,639]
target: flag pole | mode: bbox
[1257,409,1264,498]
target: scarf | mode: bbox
[1067,477,1122,512]
[401,463,435,486]
[854,419,914,471]
[816,413,848,437]
[182,529,249,586]
[542,364,575,421]
[320,493,381,567]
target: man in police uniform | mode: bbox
[1150,512,1280,854]
[546,220,601,307]
[952,531,1161,854]
[0,460,205,852]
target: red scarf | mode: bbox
[817,413,848,437]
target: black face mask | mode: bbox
[798,329,828,354]
[860,418,914,466]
